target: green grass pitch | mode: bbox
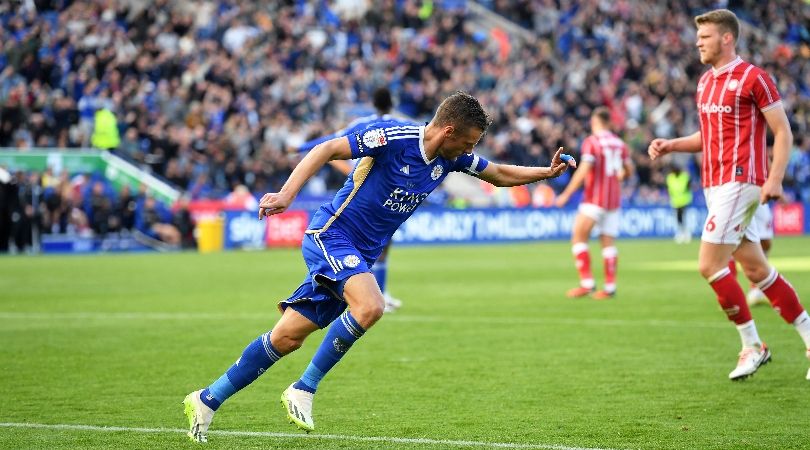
[1,237,809,449]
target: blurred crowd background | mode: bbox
[1,0,809,251]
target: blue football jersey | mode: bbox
[306,121,489,257]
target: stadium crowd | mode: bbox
[1,0,809,250]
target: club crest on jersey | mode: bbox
[343,254,361,268]
[430,165,443,180]
[362,129,387,148]
[728,79,739,91]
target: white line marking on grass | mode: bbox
[0,422,623,450]
[0,311,729,329]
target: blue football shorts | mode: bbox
[278,230,375,328]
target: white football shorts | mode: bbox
[753,202,774,240]
[701,182,761,245]
[578,202,620,237]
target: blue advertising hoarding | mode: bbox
[391,206,709,244]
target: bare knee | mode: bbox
[698,260,724,280]
[270,330,306,355]
[741,263,771,284]
[350,299,384,329]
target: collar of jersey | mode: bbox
[712,56,743,77]
[418,126,436,165]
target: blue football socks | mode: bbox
[200,331,282,411]
[293,311,365,393]
[372,261,388,293]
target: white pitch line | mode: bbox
[0,311,728,329]
[0,422,624,450]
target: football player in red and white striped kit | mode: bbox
[649,9,810,381]
[556,107,633,300]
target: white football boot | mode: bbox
[383,292,403,313]
[281,384,315,432]
[183,390,215,443]
[728,343,771,381]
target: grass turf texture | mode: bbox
[1,237,809,450]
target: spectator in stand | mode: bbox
[86,180,113,236]
[136,195,181,246]
[0,168,15,253]
[172,195,197,249]
[114,184,138,232]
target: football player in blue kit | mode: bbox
[298,87,408,312]
[183,91,576,442]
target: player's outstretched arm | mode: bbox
[258,137,353,219]
[761,105,793,203]
[648,132,702,160]
[478,147,576,187]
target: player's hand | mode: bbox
[258,192,293,220]
[760,178,783,204]
[548,147,576,178]
[647,138,670,160]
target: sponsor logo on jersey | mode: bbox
[700,103,733,114]
[728,79,739,91]
[697,82,705,93]
[362,129,387,148]
[343,254,361,268]
[383,188,430,213]
[430,165,443,180]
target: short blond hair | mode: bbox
[695,9,740,42]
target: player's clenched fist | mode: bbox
[647,138,670,160]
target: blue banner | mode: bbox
[223,210,266,249]
[391,206,709,245]
[39,202,810,253]
[41,234,153,253]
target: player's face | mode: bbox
[439,126,484,159]
[696,24,723,65]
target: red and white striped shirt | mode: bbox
[581,130,630,210]
[695,56,782,187]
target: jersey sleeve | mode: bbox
[581,137,596,163]
[451,152,490,177]
[348,126,392,159]
[752,70,782,112]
